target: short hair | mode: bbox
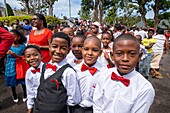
[156,28,164,34]
[74,35,86,40]
[50,32,71,46]
[113,33,140,50]
[23,45,41,55]
[10,29,26,44]
[84,36,101,49]
[101,32,111,38]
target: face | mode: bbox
[82,39,101,67]
[63,28,74,41]
[49,38,70,63]
[148,31,154,38]
[32,15,43,27]
[15,20,19,25]
[101,33,111,47]
[24,48,42,68]
[91,25,98,34]
[71,37,84,59]
[4,20,9,26]
[112,40,140,75]
[10,32,20,43]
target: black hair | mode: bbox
[113,33,140,50]
[74,35,86,41]
[23,19,30,24]
[102,31,111,37]
[50,32,71,46]
[115,24,122,30]
[15,19,19,22]
[156,28,164,34]
[34,13,47,28]
[23,45,41,55]
[10,29,26,44]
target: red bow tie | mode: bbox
[74,60,77,63]
[81,63,97,75]
[31,68,40,74]
[111,72,130,87]
[46,64,57,71]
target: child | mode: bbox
[33,32,81,113]
[93,34,155,113]
[24,45,44,113]
[5,29,27,103]
[139,29,156,79]
[67,35,85,66]
[99,32,114,68]
[63,27,74,41]
[135,35,147,72]
[74,36,102,113]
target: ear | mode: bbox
[99,49,102,56]
[110,51,114,61]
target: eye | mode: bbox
[129,51,137,56]
[115,51,123,56]
[83,47,89,51]
[92,48,99,52]
[78,45,83,48]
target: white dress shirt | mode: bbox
[25,61,44,109]
[75,60,103,107]
[93,67,155,113]
[44,58,81,106]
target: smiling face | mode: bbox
[24,48,42,68]
[49,37,70,63]
[32,15,43,28]
[101,33,111,48]
[71,37,84,59]
[112,39,140,75]
[82,37,101,67]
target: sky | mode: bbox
[0,0,154,19]
[0,0,81,18]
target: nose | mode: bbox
[55,47,61,53]
[122,54,129,62]
[87,49,92,55]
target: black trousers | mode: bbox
[70,105,93,113]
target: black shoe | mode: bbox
[144,76,148,79]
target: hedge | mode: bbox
[0,15,61,25]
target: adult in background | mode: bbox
[150,28,166,78]
[29,13,53,62]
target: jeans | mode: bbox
[139,53,152,77]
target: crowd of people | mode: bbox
[0,13,170,113]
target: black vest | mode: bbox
[33,64,73,113]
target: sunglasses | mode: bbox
[32,18,39,21]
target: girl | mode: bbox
[5,29,27,103]
[99,32,114,68]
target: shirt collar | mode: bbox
[114,67,135,79]
[81,60,102,71]
[49,58,68,68]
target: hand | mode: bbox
[27,109,33,113]
[104,52,109,60]
[6,50,14,55]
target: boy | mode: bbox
[74,36,102,113]
[24,45,43,113]
[67,35,85,66]
[139,28,156,79]
[33,32,81,113]
[93,34,155,113]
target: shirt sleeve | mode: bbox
[131,87,155,113]
[93,71,105,113]
[62,67,81,106]
[0,27,14,58]
[25,71,35,109]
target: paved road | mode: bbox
[0,51,170,113]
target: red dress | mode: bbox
[29,28,53,62]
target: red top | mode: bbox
[0,27,14,58]
[29,28,53,62]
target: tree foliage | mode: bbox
[6,3,14,16]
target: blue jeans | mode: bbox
[139,53,152,77]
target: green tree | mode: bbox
[6,3,14,16]
[17,0,29,14]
